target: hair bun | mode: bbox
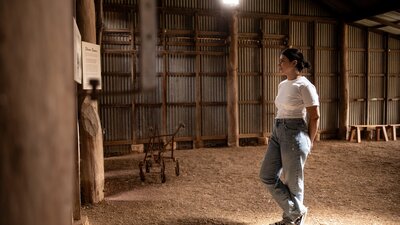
[303,61,311,69]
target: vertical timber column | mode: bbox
[339,22,350,140]
[227,10,239,147]
[194,14,203,148]
[77,0,105,203]
[365,30,370,124]
[0,1,74,225]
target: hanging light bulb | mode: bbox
[222,0,239,7]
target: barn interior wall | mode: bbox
[99,0,400,155]
[348,25,400,127]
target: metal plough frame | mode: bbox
[139,123,185,183]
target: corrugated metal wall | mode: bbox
[101,1,137,155]
[348,26,367,125]
[348,25,396,126]
[388,37,400,124]
[99,0,399,154]
[315,22,338,139]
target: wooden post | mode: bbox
[0,1,74,225]
[365,29,370,124]
[76,0,105,204]
[261,21,268,139]
[339,22,350,140]
[73,1,82,221]
[227,10,239,147]
[195,13,203,148]
[384,34,389,124]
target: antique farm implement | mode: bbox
[139,123,185,183]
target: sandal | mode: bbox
[295,210,307,225]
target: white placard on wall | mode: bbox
[82,41,101,90]
[73,18,82,84]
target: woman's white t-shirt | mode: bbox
[275,76,319,119]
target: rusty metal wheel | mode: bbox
[139,161,145,182]
[175,159,180,176]
[160,159,166,183]
[145,160,151,173]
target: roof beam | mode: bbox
[370,20,400,29]
[368,16,400,30]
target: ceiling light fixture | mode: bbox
[222,0,239,7]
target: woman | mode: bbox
[259,48,320,225]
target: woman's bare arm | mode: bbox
[306,106,320,145]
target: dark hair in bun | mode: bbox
[281,48,311,72]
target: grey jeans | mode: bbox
[259,118,310,222]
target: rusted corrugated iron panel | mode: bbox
[263,46,282,134]
[106,0,137,5]
[101,107,131,142]
[368,101,384,124]
[315,21,338,137]
[316,22,336,47]
[200,0,220,9]
[387,101,400,124]
[238,17,259,33]
[387,37,400,124]
[238,47,261,74]
[317,75,338,100]
[263,19,287,35]
[163,0,196,8]
[163,0,219,9]
[198,15,219,31]
[167,106,194,136]
[369,32,384,49]
[369,76,384,98]
[135,106,161,139]
[165,13,194,30]
[349,26,366,48]
[168,53,196,73]
[238,42,262,135]
[239,0,283,14]
[319,101,338,131]
[201,75,226,102]
[349,50,366,74]
[289,0,330,17]
[349,101,366,125]
[349,26,367,126]
[388,75,399,98]
[349,76,366,102]
[369,52,384,74]
[239,104,262,134]
[202,106,227,136]
[388,51,400,75]
[290,21,312,47]
[167,75,195,103]
[315,50,337,75]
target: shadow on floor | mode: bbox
[158,217,248,225]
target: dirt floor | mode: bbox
[82,140,400,225]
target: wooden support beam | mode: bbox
[365,29,370,124]
[260,19,268,138]
[368,16,400,31]
[227,10,239,147]
[130,10,137,145]
[76,0,105,204]
[162,26,168,141]
[384,34,389,124]
[0,1,74,225]
[339,22,350,140]
[194,13,203,148]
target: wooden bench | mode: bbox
[387,124,400,141]
[348,125,388,143]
